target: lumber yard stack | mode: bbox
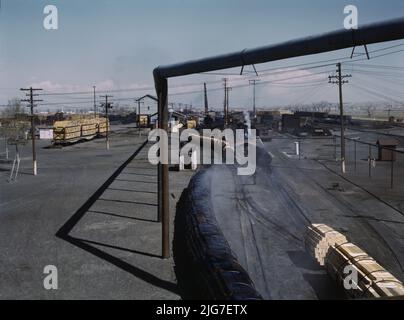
[53,117,109,144]
[80,118,98,138]
[53,120,82,142]
[97,118,109,136]
[305,224,404,299]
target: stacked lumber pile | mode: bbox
[80,119,98,138]
[305,224,348,266]
[53,120,81,141]
[53,118,109,143]
[97,117,109,135]
[305,224,404,299]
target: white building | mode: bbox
[136,95,158,116]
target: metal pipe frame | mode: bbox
[153,18,404,259]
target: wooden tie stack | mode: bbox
[53,120,82,141]
[97,118,109,135]
[305,224,404,299]
[80,119,98,138]
[304,224,348,266]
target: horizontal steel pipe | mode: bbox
[154,18,404,81]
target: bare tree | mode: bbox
[0,99,29,155]
[1,98,25,118]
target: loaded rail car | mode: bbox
[53,117,109,145]
[97,118,109,137]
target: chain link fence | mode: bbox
[270,133,404,212]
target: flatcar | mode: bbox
[53,117,109,144]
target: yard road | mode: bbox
[0,126,191,300]
[209,138,404,300]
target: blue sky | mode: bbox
[1,0,404,111]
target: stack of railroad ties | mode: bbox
[305,224,404,299]
[53,117,109,144]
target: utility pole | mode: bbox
[226,85,232,126]
[135,98,144,131]
[249,79,260,119]
[100,95,113,150]
[93,86,97,117]
[223,78,232,127]
[223,78,228,126]
[387,104,392,119]
[329,63,351,174]
[204,83,209,115]
[21,87,42,176]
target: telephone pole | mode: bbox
[223,78,228,126]
[226,86,232,126]
[135,98,144,131]
[100,95,113,150]
[21,87,42,176]
[204,83,209,115]
[223,78,232,127]
[329,63,351,174]
[93,86,97,117]
[249,79,260,119]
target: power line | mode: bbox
[3,41,404,103]
[36,65,326,97]
[346,69,404,79]
[5,43,404,110]
[168,70,332,96]
[27,70,332,108]
[13,46,403,101]
[34,60,351,97]
[352,75,404,99]
[348,48,404,63]
[345,63,404,71]
[366,42,404,54]
[351,83,404,104]
[198,42,404,76]
[288,82,331,106]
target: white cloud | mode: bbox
[94,80,115,91]
[29,81,83,92]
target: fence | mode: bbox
[269,134,404,213]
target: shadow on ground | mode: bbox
[55,141,179,296]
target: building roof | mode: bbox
[169,110,186,120]
[137,94,158,102]
[376,138,399,146]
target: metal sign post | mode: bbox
[8,139,26,182]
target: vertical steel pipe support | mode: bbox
[155,75,170,259]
